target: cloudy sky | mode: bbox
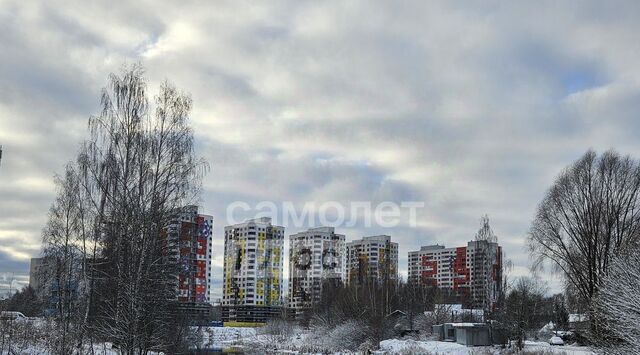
[2,0,640,298]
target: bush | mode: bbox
[591,249,640,352]
[302,320,370,352]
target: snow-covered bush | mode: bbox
[591,249,640,354]
[0,318,68,354]
[259,318,296,343]
[394,342,434,355]
[303,320,371,352]
[238,320,370,353]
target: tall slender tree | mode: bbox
[42,165,86,353]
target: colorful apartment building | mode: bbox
[162,205,213,307]
[222,217,284,322]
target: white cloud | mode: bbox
[2,0,640,296]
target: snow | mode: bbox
[449,323,479,328]
[524,341,593,355]
[197,326,257,350]
[0,342,163,355]
[376,339,594,355]
[569,314,588,322]
[442,304,464,311]
[549,336,565,345]
[193,327,595,354]
[539,321,556,333]
[378,339,470,354]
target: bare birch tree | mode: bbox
[41,64,206,354]
[42,165,86,353]
[85,65,205,353]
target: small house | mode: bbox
[452,323,491,346]
[433,323,491,346]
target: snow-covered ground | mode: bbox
[377,339,470,354]
[196,326,257,350]
[377,339,594,354]
[523,340,594,355]
[196,326,595,354]
[0,342,162,355]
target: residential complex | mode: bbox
[288,227,345,313]
[408,240,502,310]
[28,206,505,321]
[222,217,284,322]
[346,235,398,284]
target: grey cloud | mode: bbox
[3,0,640,296]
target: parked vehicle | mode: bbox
[549,336,565,346]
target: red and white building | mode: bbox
[408,240,502,310]
[162,205,214,305]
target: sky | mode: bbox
[2,0,640,299]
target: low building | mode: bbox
[433,323,491,346]
[453,323,491,346]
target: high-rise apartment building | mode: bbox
[162,206,214,309]
[346,235,398,284]
[289,227,345,312]
[222,217,284,322]
[408,240,502,310]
